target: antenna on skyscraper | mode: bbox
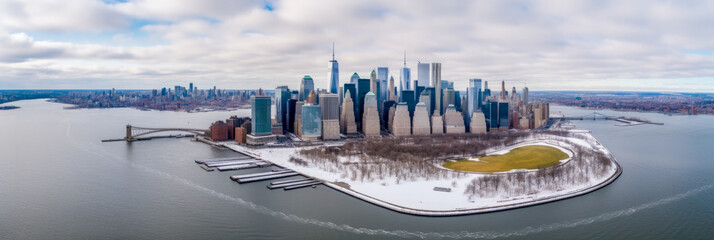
[403,50,407,66]
[332,42,335,61]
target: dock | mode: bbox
[267,179,317,189]
[283,181,322,190]
[195,156,252,164]
[234,172,300,184]
[216,162,272,171]
[205,159,263,167]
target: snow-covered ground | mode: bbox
[222,131,621,216]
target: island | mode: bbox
[220,130,621,216]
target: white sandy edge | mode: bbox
[221,132,622,216]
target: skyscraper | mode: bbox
[388,76,396,101]
[417,62,430,88]
[299,75,314,101]
[357,78,371,124]
[319,93,340,140]
[431,63,442,116]
[350,72,359,84]
[275,86,290,132]
[340,91,357,134]
[247,95,277,145]
[328,43,339,94]
[468,79,482,116]
[500,80,507,101]
[522,86,529,105]
[377,67,389,114]
[400,51,411,97]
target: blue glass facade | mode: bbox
[328,60,339,94]
[251,96,272,135]
[357,78,371,123]
[301,105,322,138]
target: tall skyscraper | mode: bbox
[417,62,430,88]
[319,93,340,140]
[328,43,339,94]
[468,79,482,116]
[299,75,314,101]
[431,63,442,116]
[189,83,193,94]
[522,86,529,105]
[275,86,290,132]
[500,80,507,101]
[350,72,359,84]
[388,76,396,101]
[377,67,389,112]
[400,51,411,97]
[357,78,371,123]
[250,95,272,136]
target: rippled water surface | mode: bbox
[1,100,712,239]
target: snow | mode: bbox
[221,131,621,216]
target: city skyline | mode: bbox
[0,0,713,92]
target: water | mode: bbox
[1,99,712,240]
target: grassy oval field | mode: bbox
[442,145,569,173]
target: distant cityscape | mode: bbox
[206,49,550,145]
[532,91,714,115]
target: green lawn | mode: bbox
[442,145,569,173]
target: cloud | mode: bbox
[0,0,129,32]
[0,0,713,91]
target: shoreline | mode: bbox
[219,132,622,216]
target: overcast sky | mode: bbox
[0,0,713,92]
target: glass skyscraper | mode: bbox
[468,78,482,117]
[300,75,314,101]
[251,96,272,135]
[328,46,339,94]
[417,62,430,88]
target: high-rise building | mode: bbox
[299,75,314,101]
[287,99,297,133]
[362,92,380,137]
[319,93,340,140]
[301,104,322,140]
[392,103,411,136]
[189,83,193,94]
[431,63,442,116]
[357,78,371,124]
[247,95,276,145]
[522,86,529,105]
[417,62,430,88]
[468,79,482,116]
[470,112,487,133]
[401,90,416,118]
[250,96,272,135]
[500,81,507,101]
[340,91,357,134]
[412,102,431,135]
[328,43,339,94]
[377,67,389,108]
[388,76,396,101]
[400,52,411,96]
[350,72,360,84]
[444,105,465,134]
[499,102,510,130]
[275,86,290,132]
[343,83,357,122]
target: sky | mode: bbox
[0,0,713,92]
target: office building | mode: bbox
[468,79,482,115]
[522,87,529,105]
[431,114,444,134]
[417,62,430,88]
[377,67,389,109]
[340,91,357,134]
[357,78,371,124]
[431,63,442,116]
[499,102,509,130]
[350,72,359,84]
[299,75,314,101]
[400,52,411,95]
[210,121,228,141]
[444,105,465,134]
[301,104,322,140]
[247,95,276,145]
[412,102,431,135]
[319,93,340,140]
[362,92,380,137]
[392,103,411,136]
[328,44,339,94]
[470,112,487,133]
[401,90,416,118]
[275,86,290,132]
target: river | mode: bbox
[1,99,712,239]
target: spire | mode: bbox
[332,42,335,61]
[403,50,407,66]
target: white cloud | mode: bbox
[0,0,713,91]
